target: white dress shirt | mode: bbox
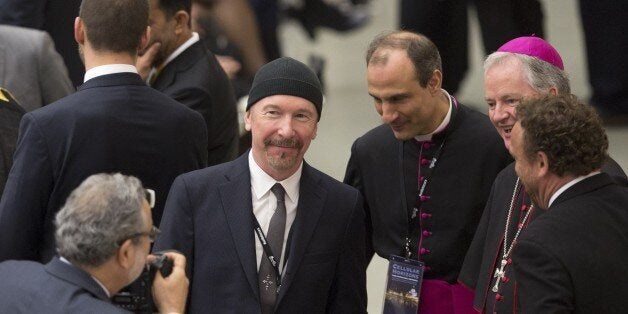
[83,64,138,83]
[248,152,300,272]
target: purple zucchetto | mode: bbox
[497,36,564,70]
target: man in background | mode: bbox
[138,0,239,166]
[0,24,74,112]
[0,0,208,263]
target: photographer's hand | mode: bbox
[150,252,189,314]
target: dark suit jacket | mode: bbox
[344,102,511,282]
[153,153,367,313]
[0,72,208,263]
[0,88,25,197]
[0,257,128,313]
[513,173,628,313]
[459,159,627,313]
[152,40,239,166]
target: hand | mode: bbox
[136,42,161,81]
[216,55,242,79]
[150,251,189,314]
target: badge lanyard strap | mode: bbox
[401,138,447,258]
[398,94,458,259]
[252,213,283,290]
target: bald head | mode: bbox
[366,31,441,87]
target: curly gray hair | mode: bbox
[55,173,146,267]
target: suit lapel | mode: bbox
[218,155,259,299]
[152,41,203,91]
[276,162,327,305]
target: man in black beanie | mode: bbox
[154,57,367,313]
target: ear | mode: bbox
[311,123,318,140]
[139,26,151,53]
[548,86,558,96]
[174,10,190,35]
[116,239,135,270]
[535,151,550,178]
[74,17,85,45]
[244,110,252,132]
[428,70,442,95]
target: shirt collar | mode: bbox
[59,256,111,298]
[414,89,453,142]
[84,64,138,83]
[158,32,199,69]
[248,151,302,204]
[548,171,601,207]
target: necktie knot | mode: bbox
[271,183,285,202]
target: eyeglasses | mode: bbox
[145,188,155,209]
[118,225,161,245]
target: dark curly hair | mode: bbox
[517,94,608,176]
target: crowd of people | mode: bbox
[0,0,627,313]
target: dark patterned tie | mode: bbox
[259,183,286,314]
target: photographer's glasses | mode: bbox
[116,189,160,245]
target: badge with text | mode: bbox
[382,255,424,314]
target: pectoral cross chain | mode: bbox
[492,259,507,292]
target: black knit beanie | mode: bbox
[246,57,323,120]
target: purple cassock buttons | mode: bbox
[420,213,432,219]
[420,195,430,202]
[422,230,432,237]
[420,158,431,166]
[419,248,431,255]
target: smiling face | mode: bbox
[367,49,442,140]
[484,57,540,149]
[245,95,318,180]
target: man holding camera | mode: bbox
[0,173,189,313]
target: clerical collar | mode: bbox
[157,32,199,71]
[59,256,111,298]
[414,89,453,142]
[83,64,138,83]
[248,151,301,204]
[548,171,601,207]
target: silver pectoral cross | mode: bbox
[492,259,507,293]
